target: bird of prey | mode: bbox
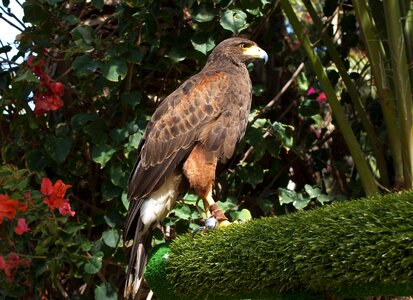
[124,37,268,299]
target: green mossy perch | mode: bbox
[145,192,413,299]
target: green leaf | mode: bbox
[62,223,85,234]
[71,26,95,47]
[217,196,238,212]
[192,5,216,22]
[278,188,310,209]
[44,136,72,164]
[183,193,199,205]
[166,47,187,63]
[25,150,45,172]
[102,58,128,82]
[191,34,216,55]
[304,184,321,198]
[237,163,264,188]
[2,0,10,7]
[121,91,142,108]
[71,55,100,77]
[102,183,122,201]
[23,2,48,25]
[317,194,334,204]
[94,282,118,300]
[278,188,296,205]
[121,192,129,210]
[244,126,266,161]
[230,208,252,221]
[271,121,294,150]
[299,99,320,117]
[292,193,311,210]
[71,113,99,130]
[109,163,128,188]
[110,128,129,145]
[15,70,40,83]
[84,252,103,274]
[124,131,142,157]
[92,0,104,10]
[173,204,192,220]
[257,198,273,214]
[0,45,12,54]
[220,9,249,34]
[83,120,108,145]
[92,144,116,168]
[104,210,122,228]
[102,229,120,248]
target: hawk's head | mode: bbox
[208,37,268,65]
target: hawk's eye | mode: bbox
[240,43,248,49]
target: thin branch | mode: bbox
[252,62,305,125]
[0,5,26,29]
[69,193,106,214]
[0,13,24,32]
[55,279,69,299]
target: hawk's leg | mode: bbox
[183,144,230,227]
[205,191,230,227]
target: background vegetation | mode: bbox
[0,0,412,298]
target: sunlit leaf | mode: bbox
[304,184,321,198]
[220,9,249,34]
[15,70,39,83]
[317,194,334,204]
[92,144,116,168]
[166,47,187,63]
[102,229,120,248]
[191,34,216,55]
[173,204,192,220]
[192,4,216,22]
[278,188,296,205]
[230,208,252,221]
[84,252,103,274]
[94,283,118,300]
[102,58,128,82]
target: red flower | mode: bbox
[27,54,65,116]
[0,194,27,224]
[58,199,76,217]
[0,253,30,283]
[316,92,327,105]
[50,82,64,96]
[40,178,75,216]
[14,218,30,235]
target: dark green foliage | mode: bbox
[2,0,412,297]
[145,192,413,299]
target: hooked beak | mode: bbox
[243,45,268,64]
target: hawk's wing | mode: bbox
[127,69,250,203]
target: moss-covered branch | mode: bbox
[145,192,413,299]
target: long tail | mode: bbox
[124,204,153,299]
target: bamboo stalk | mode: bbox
[280,0,378,195]
[352,0,404,188]
[383,0,413,188]
[400,0,413,90]
[302,0,389,187]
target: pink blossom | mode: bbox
[14,218,30,235]
[58,199,76,217]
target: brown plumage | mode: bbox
[124,37,268,299]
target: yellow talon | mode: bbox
[219,220,231,227]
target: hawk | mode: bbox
[124,37,268,299]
